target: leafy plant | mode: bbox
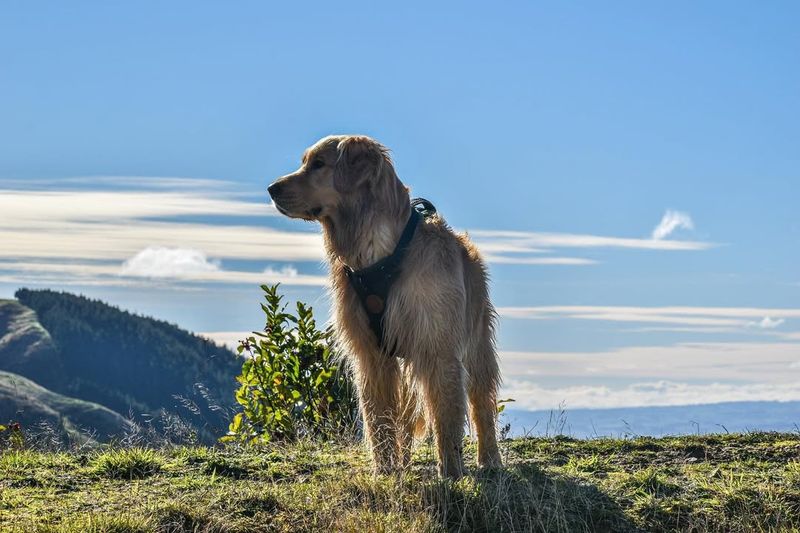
[0,421,25,450]
[496,398,515,414]
[223,284,357,444]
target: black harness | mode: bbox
[343,198,437,357]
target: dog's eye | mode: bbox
[311,158,325,170]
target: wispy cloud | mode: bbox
[651,210,694,240]
[0,259,327,287]
[748,316,786,329]
[0,184,323,269]
[483,255,598,265]
[263,265,299,278]
[0,179,715,288]
[0,221,324,262]
[471,229,712,252]
[498,305,799,331]
[0,182,321,287]
[0,188,275,223]
[0,176,236,192]
[471,208,709,266]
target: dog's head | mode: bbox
[268,135,394,221]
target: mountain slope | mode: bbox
[0,370,135,442]
[0,300,64,388]
[1,290,242,443]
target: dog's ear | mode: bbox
[333,136,384,193]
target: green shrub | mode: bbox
[0,421,25,450]
[223,284,357,444]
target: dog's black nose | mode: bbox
[267,182,283,199]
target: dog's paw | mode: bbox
[438,461,465,480]
[477,453,503,470]
[372,463,396,477]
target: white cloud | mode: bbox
[120,248,221,278]
[748,316,786,329]
[264,265,299,277]
[651,210,694,240]
[200,331,252,350]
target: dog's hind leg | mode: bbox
[466,334,503,468]
[417,352,466,478]
[396,368,424,469]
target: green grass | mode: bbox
[92,448,163,480]
[1,433,799,532]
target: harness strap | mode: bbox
[343,198,435,357]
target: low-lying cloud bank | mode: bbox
[502,379,800,411]
[499,339,800,410]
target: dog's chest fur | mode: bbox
[354,221,395,269]
[331,223,469,360]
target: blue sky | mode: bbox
[1,2,799,411]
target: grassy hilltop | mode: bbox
[2,290,798,531]
[1,432,799,532]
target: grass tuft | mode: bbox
[37,513,152,533]
[92,448,162,479]
[154,503,222,533]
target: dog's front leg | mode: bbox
[355,355,400,474]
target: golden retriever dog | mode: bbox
[268,135,501,478]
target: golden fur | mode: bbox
[268,135,502,478]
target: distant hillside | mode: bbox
[0,290,242,443]
[0,370,134,443]
[0,300,64,388]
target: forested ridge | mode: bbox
[2,290,242,442]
